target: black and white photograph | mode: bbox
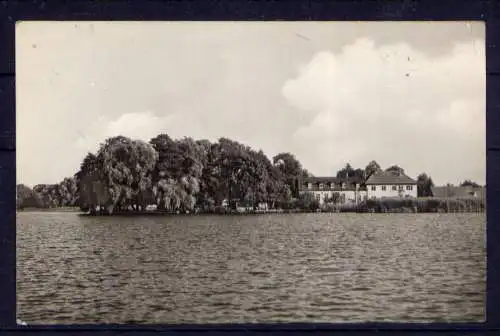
[16,21,485,324]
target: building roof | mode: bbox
[431,186,486,198]
[301,176,340,183]
[299,176,366,191]
[365,170,417,185]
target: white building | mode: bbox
[298,168,418,205]
[365,170,417,199]
[298,177,368,205]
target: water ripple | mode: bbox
[17,212,485,324]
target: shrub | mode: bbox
[321,202,338,212]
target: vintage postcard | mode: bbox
[16,21,485,324]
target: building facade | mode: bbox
[298,169,418,205]
[365,170,417,199]
[298,176,368,205]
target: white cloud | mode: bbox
[75,111,169,153]
[16,22,485,186]
[282,38,485,185]
[75,110,215,154]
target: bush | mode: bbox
[357,197,484,213]
[320,202,338,212]
[296,192,320,211]
[213,205,229,214]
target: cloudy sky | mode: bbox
[16,21,485,187]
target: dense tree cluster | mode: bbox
[16,177,79,209]
[17,136,451,213]
[17,135,310,214]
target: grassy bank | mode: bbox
[355,197,485,213]
[23,197,485,216]
[80,198,485,216]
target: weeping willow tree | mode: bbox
[22,132,312,214]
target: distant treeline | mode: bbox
[16,134,478,215]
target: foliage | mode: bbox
[19,134,478,215]
[336,163,355,180]
[273,152,304,197]
[460,180,481,188]
[358,197,484,213]
[334,160,383,184]
[19,134,309,214]
[364,160,381,179]
[16,184,43,209]
[417,173,434,197]
[296,192,320,211]
[386,165,405,175]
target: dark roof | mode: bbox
[299,176,365,191]
[431,186,485,198]
[301,176,339,183]
[365,170,416,185]
[300,176,364,185]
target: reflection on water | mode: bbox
[17,212,485,324]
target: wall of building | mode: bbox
[301,190,368,205]
[366,184,417,199]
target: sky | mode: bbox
[16,21,485,187]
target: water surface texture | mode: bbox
[17,212,485,324]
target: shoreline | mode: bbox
[18,198,485,216]
[17,207,81,213]
[76,209,484,217]
[17,209,485,216]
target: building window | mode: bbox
[330,183,335,189]
[381,186,387,191]
[308,183,312,190]
[399,185,404,190]
[371,186,376,191]
[406,185,413,191]
[392,185,397,191]
[316,194,321,201]
[342,183,346,189]
[319,183,324,190]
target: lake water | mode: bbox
[17,212,485,324]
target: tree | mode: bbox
[33,184,61,208]
[417,173,434,197]
[78,171,111,213]
[16,184,43,209]
[97,136,158,213]
[197,141,225,209]
[76,152,105,212]
[273,152,304,197]
[460,180,480,188]
[58,177,78,206]
[365,160,381,180]
[21,133,318,215]
[150,135,208,212]
[336,163,355,181]
[386,165,405,175]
